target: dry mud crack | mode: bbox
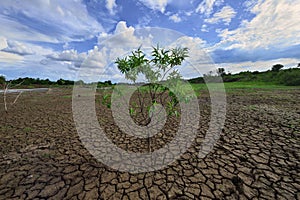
[0,88,299,199]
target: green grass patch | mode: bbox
[23,127,32,133]
[41,153,52,158]
[0,125,13,132]
[224,82,300,89]
[191,81,300,92]
[62,95,72,99]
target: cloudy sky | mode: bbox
[0,0,299,81]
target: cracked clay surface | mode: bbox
[0,88,299,199]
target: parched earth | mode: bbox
[0,87,299,199]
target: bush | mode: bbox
[278,69,300,86]
[0,75,5,85]
[222,75,240,82]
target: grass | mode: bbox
[190,81,300,92]
[97,81,299,100]
[41,153,52,158]
[0,125,13,132]
[245,105,259,111]
[224,82,300,89]
[23,127,32,133]
[62,95,72,99]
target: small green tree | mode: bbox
[110,45,189,125]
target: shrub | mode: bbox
[278,69,300,86]
[0,76,5,86]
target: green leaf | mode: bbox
[129,107,135,116]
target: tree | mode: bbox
[104,80,112,86]
[297,63,300,68]
[110,45,190,125]
[272,64,284,72]
[217,68,226,76]
[0,75,5,86]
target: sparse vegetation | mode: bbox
[189,65,300,86]
[112,45,190,125]
[23,127,32,133]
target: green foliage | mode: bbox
[96,80,114,88]
[23,127,32,133]
[113,45,189,121]
[0,75,5,86]
[56,78,74,85]
[129,107,136,116]
[277,69,300,86]
[10,77,55,85]
[188,64,300,86]
[5,77,114,88]
[102,94,111,108]
[115,45,188,84]
[272,64,284,72]
[217,68,226,76]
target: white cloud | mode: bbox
[196,0,224,16]
[46,21,212,82]
[136,15,152,28]
[0,15,58,43]
[167,36,212,78]
[46,49,87,69]
[0,51,23,63]
[95,21,210,82]
[0,37,54,65]
[46,21,153,82]
[0,37,8,50]
[43,20,151,82]
[0,0,103,43]
[106,0,117,15]
[98,21,152,51]
[243,0,257,11]
[215,0,300,50]
[83,46,108,69]
[169,14,182,23]
[2,40,35,56]
[174,36,208,64]
[138,0,168,13]
[185,11,193,16]
[201,24,209,32]
[204,6,236,25]
[75,46,124,82]
[115,21,135,34]
[47,49,86,62]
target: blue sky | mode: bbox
[0,0,299,81]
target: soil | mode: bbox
[0,88,299,199]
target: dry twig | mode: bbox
[3,80,24,112]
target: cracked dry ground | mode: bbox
[0,88,299,200]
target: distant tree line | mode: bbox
[0,76,114,88]
[1,63,299,88]
[189,64,300,86]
